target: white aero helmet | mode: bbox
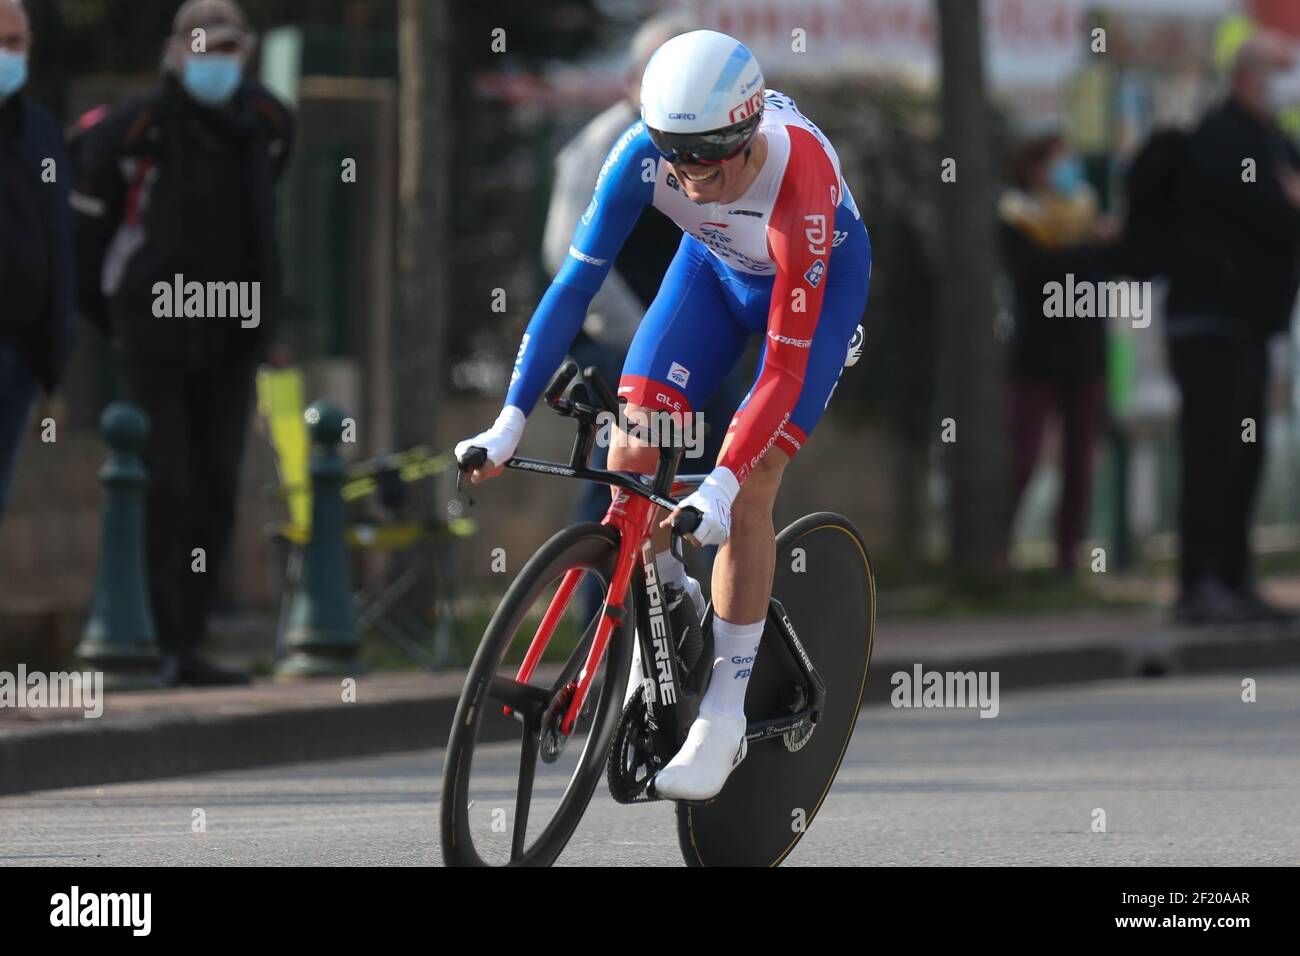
[640,30,765,165]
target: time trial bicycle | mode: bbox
[440,363,875,866]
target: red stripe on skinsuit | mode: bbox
[721,126,836,483]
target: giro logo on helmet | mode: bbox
[729,91,764,124]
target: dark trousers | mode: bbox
[1167,333,1269,593]
[1007,377,1107,572]
[119,344,258,656]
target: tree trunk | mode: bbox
[391,0,452,644]
[395,0,451,450]
[934,0,1009,587]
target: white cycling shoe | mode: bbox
[651,706,748,801]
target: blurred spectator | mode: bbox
[0,0,73,521]
[70,0,294,684]
[1164,31,1300,624]
[999,131,1123,575]
[542,12,745,617]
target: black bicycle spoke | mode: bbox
[440,522,630,867]
[488,675,552,714]
[511,722,542,861]
[549,623,600,698]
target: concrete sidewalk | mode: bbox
[1,608,1297,796]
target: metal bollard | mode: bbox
[275,400,361,677]
[77,402,165,689]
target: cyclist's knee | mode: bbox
[729,450,788,535]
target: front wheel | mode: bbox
[440,523,633,866]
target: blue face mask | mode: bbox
[181,54,242,106]
[0,50,28,100]
[1049,155,1086,196]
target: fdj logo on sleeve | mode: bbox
[803,214,828,256]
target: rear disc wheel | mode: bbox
[677,512,875,866]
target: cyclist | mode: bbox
[457,29,871,800]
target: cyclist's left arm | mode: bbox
[719,128,836,484]
[670,128,836,543]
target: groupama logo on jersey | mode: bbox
[698,221,733,247]
[595,121,644,192]
[804,259,826,288]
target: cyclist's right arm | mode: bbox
[541,120,648,350]
[458,122,657,469]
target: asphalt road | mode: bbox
[2,670,1296,866]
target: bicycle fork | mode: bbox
[502,489,657,738]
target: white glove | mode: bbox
[675,467,739,547]
[455,406,526,469]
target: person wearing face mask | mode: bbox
[998,131,1124,577]
[70,0,294,685]
[1161,30,1300,624]
[0,0,74,522]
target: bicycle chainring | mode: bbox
[606,690,661,804]
[782,720,816,752]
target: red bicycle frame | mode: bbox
[482,360,705,738]
[508,488,657,735]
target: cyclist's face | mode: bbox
[671,135,763,204]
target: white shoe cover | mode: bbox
[651,707,748,801]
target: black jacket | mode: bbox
[0,93,74,394]
[71,75,293,359]
[1166,98,1300,337]
[1001,220,1124,385]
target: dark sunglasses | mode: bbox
[647,110,762,167]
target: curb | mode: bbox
[2,622,1296,797]
[0,691,462,798]
[864,622,1300,707]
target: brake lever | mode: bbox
[545,361,580,411]
[669,506,703,563]
[453,446,488,505]
[582,365,621,415]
